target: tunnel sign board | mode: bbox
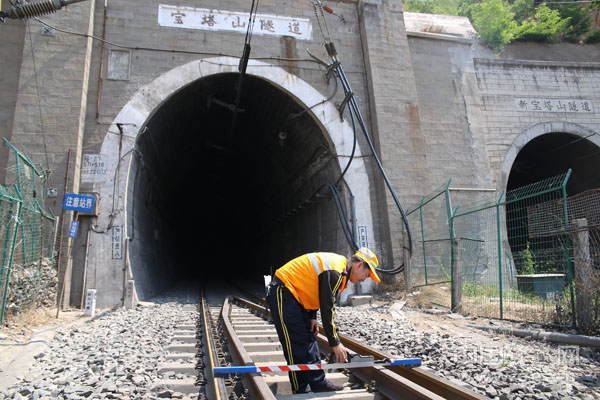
[158,4,312,40]
[358,226,368,249]
[112,226,123,259]
[515,97,593,113]
[63,193,95,213]
[82,154,107,183]
[68,221,79,239]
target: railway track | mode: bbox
[194,286,488,400]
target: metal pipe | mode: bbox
[468,324,600,348]
[79,225,91,309]
[55,149,72,318]
[448,187,496,192]
[95,0,108,122]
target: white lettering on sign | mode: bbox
[82,154,107,183]
[158,4,312,40]
[515,98,593,113]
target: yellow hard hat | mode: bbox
[355,247,380,283]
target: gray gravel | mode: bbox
[1,291,200,400]
[3,291,599,400]
[335,303,600,400]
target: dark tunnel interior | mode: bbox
[506,132,600,259]
[507,132,600,194]
[130,73,344,293]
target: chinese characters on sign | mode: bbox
[63,193,96,213]
[515,98,594,113]
[158,4,312,40]
[82,154,107,183]
[69,221,79,239]
[112,226,123,259]
[358,226,368,249]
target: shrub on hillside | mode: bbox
[513,4,570,43]
[584,29,600,43]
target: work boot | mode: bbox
[311,378,343,392]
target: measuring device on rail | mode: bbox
[213,355,421,375]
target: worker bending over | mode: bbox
[265,247,380,393]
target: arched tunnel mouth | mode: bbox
[128,72,347,297]
[506,131,600,272]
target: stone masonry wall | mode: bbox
[472,59,600,188]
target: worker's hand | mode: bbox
[309,319,318,336]
[332,343,347,363]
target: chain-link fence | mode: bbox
[455,172,575,325]
[404,180,454,308]
[406,170,600,333]
[0,140,57,325]
[0,189,23,325]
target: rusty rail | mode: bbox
[220,296,277,399]
[231,295,487,400]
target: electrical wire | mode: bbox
[335,94,357,186]
[327,183,357,251]
[31,16,329,69]
[287,74,339,120]
[27,19,54,191]
[308,0,412,274]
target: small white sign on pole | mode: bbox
[84,289,97,316]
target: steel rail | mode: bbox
[317,328,487,400]
[231,295,487,400]
[220,296,277,399]
[201,290,227,399]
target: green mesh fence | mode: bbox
[405,170,600,330]
[453,171,575,325]
[405,180,453,308]
[0,140,57,325]
[0,190,23,325]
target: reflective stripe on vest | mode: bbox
[307,252,334,275]
[274,252,347,310]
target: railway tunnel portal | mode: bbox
[86,57,379,307]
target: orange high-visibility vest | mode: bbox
[275,252,349,310]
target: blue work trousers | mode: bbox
[265,283,325,394]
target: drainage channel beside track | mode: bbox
[201,290,489,400]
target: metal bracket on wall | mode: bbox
[337,90,353,120]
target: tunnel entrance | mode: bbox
[505,131,600,273]
[129,72,347,296]
[507,131,599,195]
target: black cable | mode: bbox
[327,183,358,251]
[335,93,357,186]
[334,62,413,258]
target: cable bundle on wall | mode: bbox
[310,0,412,275]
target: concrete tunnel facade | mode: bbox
[86,57,379,307]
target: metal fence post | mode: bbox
[418,196,427,285]
[0,200,22,325]
[452,238,462,312]
[403,234,412,292]
[561,171,577,328]
[496,191,505,320]
[573,218,592,333]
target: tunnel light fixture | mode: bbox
[278,131,288,147]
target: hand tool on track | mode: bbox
[213,355,421,375]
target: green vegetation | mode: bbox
[404,0,599,52]
[462,281,559,305]
[520,242,536,275]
